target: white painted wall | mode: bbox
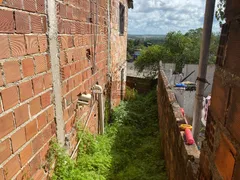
[174,89,195,124]
[162,63,215,96]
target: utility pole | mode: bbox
[192,0,216,142]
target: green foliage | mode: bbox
[134,28,220,77]
[134,45,170,78]
[124,86,137,101]
[215,0,226,26]
[104,97,111,125]
[48,91,167,180]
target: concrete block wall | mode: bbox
[157,70,200,180]
[199,0,240,179]
[0,0,130,179]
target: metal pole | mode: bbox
[192,0,216,142]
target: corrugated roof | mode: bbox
[128,0,133,9]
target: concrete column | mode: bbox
[47,0,65,146]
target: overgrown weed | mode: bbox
[48,90,167,180]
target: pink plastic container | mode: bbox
[185,128,195,145]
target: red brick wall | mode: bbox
[0,0,130,179]
[110,0,128,106]
[57,0,109,152]
[0,0,54,179]
[157,70,200,180]
[199,0,240,179]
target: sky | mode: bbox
[128,0,221,35]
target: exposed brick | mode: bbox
[32,134,44,154]
[11,128,26,152]
[35,55,47,73]
[15,11,30,33]
[30,97,41,116]
[36,0,45,13]
[233,162,240,179]
[25,119,37,140]
[37,112,47,130]
[225,21,240,77]
[47,105,54,122]
[29,153,41,175]
[3,60,21,83]
[215,134,236,179]
[32,169,45,180]
[42,124,52,143]
[22,57,35,77]
[43,73,52,89]
[32,75,44,95]
[61,65,71,80]
[227,87,240,143]
[0,35,10,59]
[66,5,73,19]
[30,14,42,33]
[46,54,51,70]
[66,49,74,62]
[58,3,66,18]
[40,143,49,162]
[4,156,21,179]
[51,121,56,135]
[16,165,31,180]
[0,112,14,138]
[20,143,33,166]
[23,0,36,12]
[41,91,51,108]
[62,20,71,34]
[4,0,23,9]
[14,103,29,127]
[26,35,39,54]
[0,9,14,33]
[63,108,69,122]
[65,118,73,133]
[60,36,73,50]
[9,35,26,57]
[57,17,63,34]
[0,169,3,180]
[42,15,47,33]
[19,80,33,102]
[0,139,11,164]
[1,86,19,110]
[38,35,48,53]
[60,51,67,66]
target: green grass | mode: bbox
[48,90,167,180]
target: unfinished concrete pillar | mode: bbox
[47,0,65,146]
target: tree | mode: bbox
[215,0,226,26]
[133,28,220,78]
[164,31,192,72]
[134,45,170,79]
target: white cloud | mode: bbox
[128,0,221,35]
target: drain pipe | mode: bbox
[192,0,216,142]
[93,85,105,134]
